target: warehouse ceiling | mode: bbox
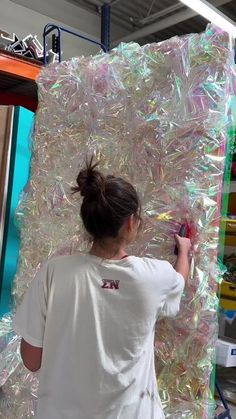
[67,0,236,45]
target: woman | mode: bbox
[14,159,191,419]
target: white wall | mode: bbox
[0,0,126,59]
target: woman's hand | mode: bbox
[174,234,191,255]
[174,235,191,281]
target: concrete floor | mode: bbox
[216,402,236,418]
[229,403,236,418]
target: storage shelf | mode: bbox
[220,218,236,247]
[0,49,41,81]
[220,298,236,310]
[222,218,236,223]
[0,49,41,111]
[223,180,236,194]
[224,246,236,254]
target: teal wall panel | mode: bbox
[0,107,33,316]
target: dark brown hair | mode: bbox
[72,158,141,240]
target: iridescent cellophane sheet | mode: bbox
[0,25,235,418]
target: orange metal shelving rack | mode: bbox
[0,49,42,112]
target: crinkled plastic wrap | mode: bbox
[0,25,235,418]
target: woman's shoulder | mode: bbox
[129,255,171,270]
[45,252,87,269]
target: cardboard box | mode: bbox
[216,338,236,367]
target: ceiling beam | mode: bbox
[112,0,232,46]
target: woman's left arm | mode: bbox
[13,263,49,372]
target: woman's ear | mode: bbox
[126,215,134,232]
[127,214,140,233]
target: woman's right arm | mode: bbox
[174,235,191,282]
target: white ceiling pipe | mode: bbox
[140,3,184,25]
[179,0,236,38]
[86,0,103,7]
[107,0,122,4]
[85,0,135,34]
[86,0,121,5]
[112,0,232,45]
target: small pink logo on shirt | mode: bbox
[101,280,120,290]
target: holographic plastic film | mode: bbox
[0,25,235,418]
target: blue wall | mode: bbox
[0,107,33,316]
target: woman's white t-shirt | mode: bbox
[13,253,184,419]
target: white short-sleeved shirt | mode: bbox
[13,253,184,419]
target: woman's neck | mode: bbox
[90,240,127,260]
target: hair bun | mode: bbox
[73,158,105,199]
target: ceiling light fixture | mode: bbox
[179,0,236,38]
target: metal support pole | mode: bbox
[215,381,230,412]
[101,4,111,51]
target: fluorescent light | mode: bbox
[179,0,236,38]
